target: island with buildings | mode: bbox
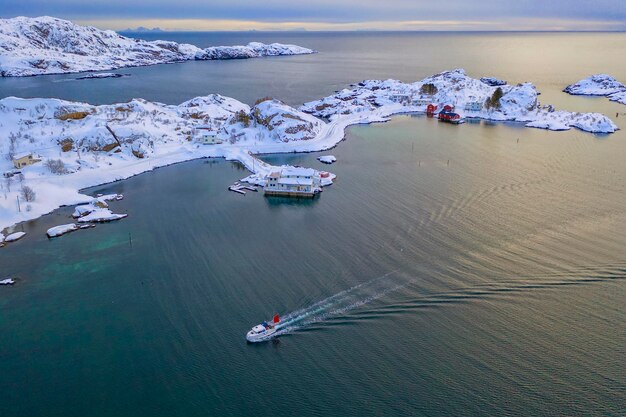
[0,67,619,239]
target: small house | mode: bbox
[12,153,41,169]
[426,104,438,116]
[390,93,411,105]
[264,167,322,197]
[194,128,223,145]
[464,100,483,112]
[412,96,431,107]
[438,111,464,124]
[442,104,455,113]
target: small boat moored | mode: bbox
[246,314,280,343]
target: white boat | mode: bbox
[246,314,280,342]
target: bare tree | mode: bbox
[21,185,36,202]
[45,159,68,175]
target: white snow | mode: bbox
[564,74,626,106]
[46,223,78,237]
[0,278,15,285]
[77,208,127,223]
[76,73,127,80]
[302,69,617,135]
[0,16,315,77]
[564,74,625,96]
[608,91,626,105]
[480,77,507,86]
[318,155,337,164]
[5,231,26,242]
[72,205,95,218]
[0,68,618,232]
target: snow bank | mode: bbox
[47,223,78,237]
[77,208,127,223]
[318,155,337,164]
[5,232,26,242]
[0,16,314,77]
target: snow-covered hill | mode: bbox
[0,16,314,76]
[564,74,626,105]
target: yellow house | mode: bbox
[12,153,41,169]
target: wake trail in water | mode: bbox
[265,270,405,339]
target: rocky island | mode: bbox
[564,74,626,105]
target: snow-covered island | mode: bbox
[318,155,337,164]
[301,69,617,133]
[76,73,129,80]
[564,74,626,105]
[0,16,315,77]
[46,223,78,238]
[0,68,618,233]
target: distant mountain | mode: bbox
[0,16,315,77]
[121,26,165,33]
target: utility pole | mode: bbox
[16,195,21,212]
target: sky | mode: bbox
[2,0,626,31]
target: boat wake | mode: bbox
[249,261,626,342]
[255,270,406,341]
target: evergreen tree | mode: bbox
[487,87,503,110]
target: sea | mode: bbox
[0,32,624,417]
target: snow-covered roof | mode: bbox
[282,167,315,177]
[278,177,313,186]
[13,152,32,160]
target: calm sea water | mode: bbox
[1,33,625,416]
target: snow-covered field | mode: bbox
[0,68,619,234]
[0,16,315,77]
[564,74,626,105]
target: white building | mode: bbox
[412,96,431,107]
[464,100,483,112]
[12,152,41,169]
[264,167,322,197]
[194,128,223,145]
[390,93,411,105]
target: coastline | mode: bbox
[0,69,620,235]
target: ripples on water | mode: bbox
[0,33,625,417]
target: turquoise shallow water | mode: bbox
[1,32,625,416]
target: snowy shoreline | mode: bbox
[0,68,619,235]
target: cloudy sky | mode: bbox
[3,0,626,31]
